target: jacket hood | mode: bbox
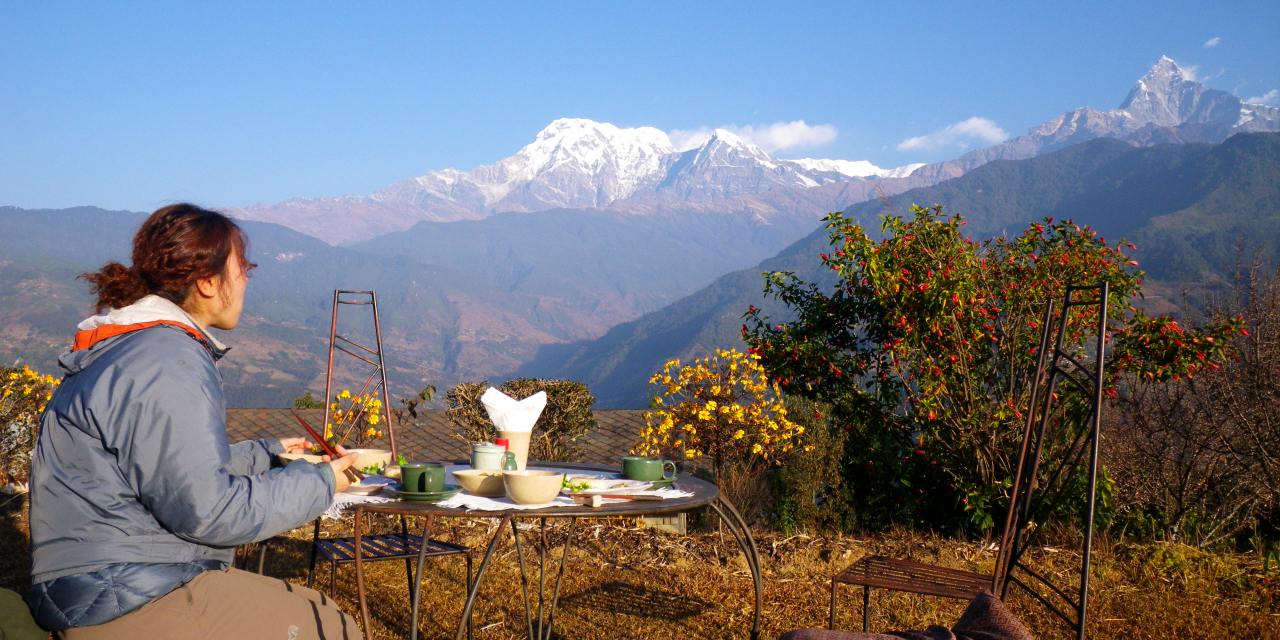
[60,295,229,374]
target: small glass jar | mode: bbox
[471,442,506,470]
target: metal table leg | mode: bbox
[541,517,577,639]
[454,515,513,640]
[509,516,579,640]
[409,514,436,640]
[709,496,762,640]
[510,518,535,640]
[354,506,369,633]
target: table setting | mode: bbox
[282,387,759,640]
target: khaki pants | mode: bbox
[60,568,362,640]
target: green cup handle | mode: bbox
[662,460,676,480]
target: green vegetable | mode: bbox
[396,454,408,466]
[358,463,384,475]
[561,478,591,492]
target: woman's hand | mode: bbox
[278,437,311,454]
[328,446,359,493]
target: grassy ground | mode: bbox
[2,499,1277,639]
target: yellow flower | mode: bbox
[338,389,351,399]
[733,429,745,440]
[684,449,696,459]
[751,443,763,455]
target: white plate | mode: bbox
[560,476,651,495]
[342,475,396,495]
[342,484,385,495]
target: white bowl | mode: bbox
[453,469,505,497]
[346,448,392,470]
[279,452,325,464]
[279,448,391,471]
[502,470,564,505]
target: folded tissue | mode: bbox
[480,388,547,469]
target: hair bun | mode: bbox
[79,261,150,312]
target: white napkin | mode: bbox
[480,388,547,432]
[323,491,396,519]
[433,486,694,511]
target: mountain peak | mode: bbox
[1119,55,1220,126]
[1144,55,1191,84]
[709,128,748,146]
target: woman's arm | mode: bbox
[115,342,336,546]
[226,439,285,475]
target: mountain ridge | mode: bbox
[230,57,1279,245]
[518,132,1280,408]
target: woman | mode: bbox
[26,204,361,639]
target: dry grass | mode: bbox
[2,500,1277,639]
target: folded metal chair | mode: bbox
[830,284,1110,640]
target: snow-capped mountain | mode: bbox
[1120,56,1241,127]
[394,118,677,213]
[231,56,1280,244]
[789,158,926,179]
[914,56,1280,182]
[230,119,921,242]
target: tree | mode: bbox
[744,205,1242,532]
[292,391,324,410]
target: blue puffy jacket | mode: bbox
[26,311,335,630]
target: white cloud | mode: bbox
[1203,36,1221,49]
[1245,89,1280,106]
[668,120,838,152]
[668,127,714,151]
[896,117,1009,152]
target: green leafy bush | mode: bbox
[769,396,850,533]
[446,379,597,462]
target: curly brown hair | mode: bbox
[80,203,256,312]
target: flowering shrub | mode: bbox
[637,348,807,488]
[1,363,60,485]
[744,205,1243,532]
[325,389,384,447]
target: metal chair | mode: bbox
[830,283,1109,640]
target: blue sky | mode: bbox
[3,1,1278,212]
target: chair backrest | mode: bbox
[322,289,401,461]
[991,282,1108,640]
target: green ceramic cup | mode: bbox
[622,456,676,482]
[401,462,445,493]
